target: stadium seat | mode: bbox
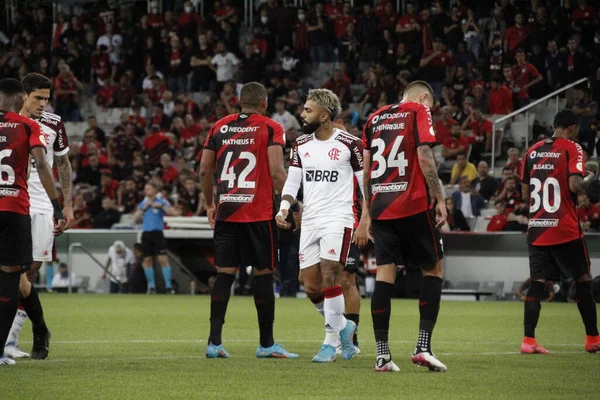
[350,84,366,102]
[479,281,505,300]
[465,216,477,231]
[473,217,490,232]
[444,184,458,198]
[454,281,480,290]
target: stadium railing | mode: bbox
[489,77,589,173]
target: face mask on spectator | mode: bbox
[261,16,268,24]
[298,13,305,21]
[185,6,193,13]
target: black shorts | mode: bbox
[371,210,444,267]
[214,220,278,270]
[529,238,590,281]
[141,231,167,257]
[344,243,360,273]
[0,211,32,267]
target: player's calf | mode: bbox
[0,267,21,363]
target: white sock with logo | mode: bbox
[5,309,27,347]
[323,286,346,347]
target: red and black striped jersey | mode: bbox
[362,101,437,220]
[205,112,285,222]
[0,111,46,215]
[521,137,584,246]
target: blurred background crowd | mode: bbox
[0,0,599,236]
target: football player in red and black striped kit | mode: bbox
[355,81,447,372]
[0,78,64,366]
[199,82,298,359]
[520,109,600,354]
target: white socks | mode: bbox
[323,286,347,347]
[6,309,27,347]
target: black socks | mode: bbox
[253,274,275,348]
[0,270,20,351]
[208,273,236,346]
[576,281,599,337]
[416,276,443,354]
[371,281,394,356]
[21,285,47,335]
[523,280,544,338]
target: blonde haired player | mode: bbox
[277,89,364,362]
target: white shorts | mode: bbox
[31,213,54,262]
[298,225,353,269]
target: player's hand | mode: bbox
[276,209,289,229]
[207,204,216,228]
[53,219,67,236]
[353,220,371,248]
[151,201,164,209]
[62,204,74,230]
[435,201,447,229]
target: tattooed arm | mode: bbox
[418,145,447,228]
[55,153,74,227]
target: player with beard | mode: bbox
[276,89,364,362]
[520,109,600,354]
[355,81,447,372]
[0,78,64,365]
[4,73,72,360]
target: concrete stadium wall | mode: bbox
[55,230,600,295]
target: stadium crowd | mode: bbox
[1,0,599,234]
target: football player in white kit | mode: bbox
[4,73,72,360]
[276,89,365,362]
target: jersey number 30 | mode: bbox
[0,149,15,185]
[221,151,256,189]
[529,177,561,213]
[370,136,408,179]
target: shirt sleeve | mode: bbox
[451,164,458,180]
[529,64,541,79]
[268,122,286,147]
[567,142,585,177]
[350,138,364,172]
[362,117,372,151]
[415,104,437,147]
[138,200,146,211]
[53,121,70,156]
[204,125,217,151]
[290,141,302,168]
[281,165,302,201]
[26,120,46,151]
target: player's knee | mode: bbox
[0,270,20,300]
[574,273,592,283]
[421,261,444,278]
[19,273,31,297]
[341,271,355,291]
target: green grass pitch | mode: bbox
[4,295,599,400]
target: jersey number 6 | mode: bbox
[0,149,16,185]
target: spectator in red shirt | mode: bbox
[178,1,202,38]
[293,9,310,61]
[442,123,470,161]
[506,148,524,177]
[420,38,454,99]
[334,2,356,40]
[504,12,530,55]
[462,108,493,162]
[151,103,171,130]
[54,62,82,121]
[396,2,422,55]
[489,75,513,115]
[577,193,600,232]
[378,2,398,31]
[100,169,120,200]
[512,48,543,108]
[159,153,179,186]
[494,176,524,214]
[144,125,174,168]
[487,200,529,232]
[323,69,351,107]
[145,75,166,104]
[79,128,103,156]
[90,46,112,86]
[434,106,458,145]
[181,114,201,148]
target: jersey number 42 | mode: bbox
[221,151,257,189]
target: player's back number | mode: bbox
[530,177,560,213]
[221,151,256,189]
[370,136,408,179]
[0,149,16,185]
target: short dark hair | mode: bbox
[404,80,436,106]
[22,73,52,94]
[0,78,24,95]
[553,109,579,129]
[456,152,467,158]
[491,75,503,83]
[515,48,525,55]
[240,82,267,107]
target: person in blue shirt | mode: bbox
[133,183,178,293]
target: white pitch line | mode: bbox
[10,351,592,365]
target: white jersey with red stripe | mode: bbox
[25,111,70,215]
[288,128,364,229]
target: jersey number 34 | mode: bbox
[370,136,408,179]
